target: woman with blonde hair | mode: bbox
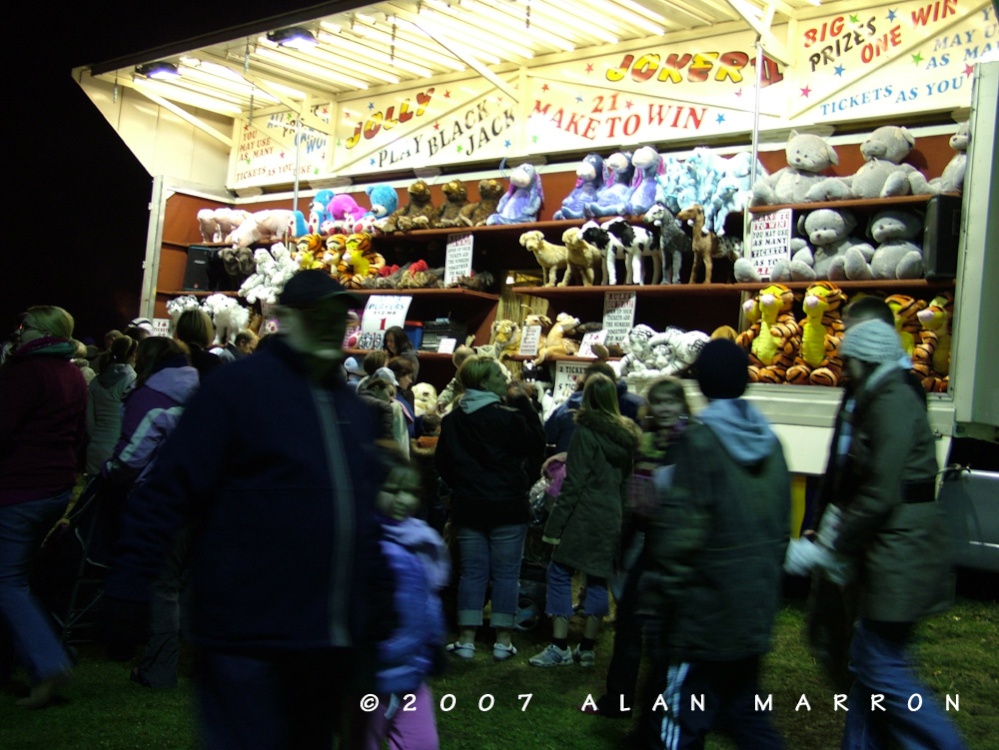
[435,355,545,661]
[530,373,642,668]
[86,334,138,476]
[1,305,87,707]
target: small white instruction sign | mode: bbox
[748,209,793,280]
[437,337,457,354]
[553,360,589,403]
[518,325,542,357]
[603,291,637,345]
[444,233,474,286]
[152,318,172,337]
[358,295,413,350]
[577,330,607,358]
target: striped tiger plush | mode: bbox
[336,232,386,289]
[912,292,954,393]
[323,233,349,279]
[293,233,327,272]
[786,281,847,387]
[736,283,799,384]
[885,293,928,358]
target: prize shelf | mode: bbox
[746,194,950,213]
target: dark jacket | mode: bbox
[544,380,645,454]
[0,337,88,506]
[435,394,545,530]
[104,337,391,652]
[544,410,642,578]
[831,369,953,623]
[643,398,790,662]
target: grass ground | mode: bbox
[2,581,996,750]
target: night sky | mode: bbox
[6,1,321,343]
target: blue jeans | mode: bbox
[455,523,527,629]
[842,619,966,750]
[0,491,73,683]
[545,559,609,618]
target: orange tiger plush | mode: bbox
[885,293,928,358]
[736,283,799,384]
[786,281,847,387]
[336,232,385,289]
[324,233,349,279]
[294,233,327,272]
[912,292,954,393]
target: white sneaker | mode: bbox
[446,641,475,660]
[492,642,518,661]
[573,645,596,667]
[529,643,573,667]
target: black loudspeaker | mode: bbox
[183,246,213,291]
[923,194,962,280]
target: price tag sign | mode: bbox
[359,295,413,350]
[577,330,607,358]
[552,361,589,404]
[437,337,457,354]
[518,325,542,357]
[152,318,172,337]
[444,233,474,286]
[748,209,793,280]
[602,291,637,345]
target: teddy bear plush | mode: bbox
[552,153,604,220]
[487,163,544,225]
[378,180,437,233]
[354,184,399,234]
[307,190,336,234]
[324,194,367,234]
[773,208,873,282]
[807,126,919,201]
[433,179,470,229]
[750,131,839,207]
[910,121,969,196]
[843,209,924,280]
[584,151,635,217]
[459,179,505,227]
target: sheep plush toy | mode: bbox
[751,130,839,206]
[487,163,544,225]
[807,125,919,201]
[553,153,604,220]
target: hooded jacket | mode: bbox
[435,390,545,531]
[643,398,790,662]
[85,362,137,474]
[375,516,449,694]
[544,379,645,454]
[0,337,87,506]
[544,409,642,578]
[105,362,200,488]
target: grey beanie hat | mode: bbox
[840,319,905,365]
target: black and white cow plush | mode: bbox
[604,217,658,285]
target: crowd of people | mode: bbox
[0,280,967,750]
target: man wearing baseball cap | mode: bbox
[103,270,394,748]
[640,339,790,749]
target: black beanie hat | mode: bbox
[279,270,361,308]
[693,339,749,399]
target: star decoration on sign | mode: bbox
[912,52,924,65]
[444,90,451,98]
[800,85,812,97]
[735,89,743,97]
[716,113,726,124]
[532,135,539,143]
[964,64,975,77]
[434,122,441,130]
[834,65,845,76]
[368,102,375,110]
[576,95,584,103]
[542,83,550,92]
[504,140,511,148]
[887,9,898,21]
[370,158,376,165]
[585,63,594,73]
[280,151,286,159]
[456,144,463,153]
[850,14,860,23]
[626,99,634,109]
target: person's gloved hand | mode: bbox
[784,538,853,585]
[541,536,560,546]
[816,504,844,548]
[99,596,150,661]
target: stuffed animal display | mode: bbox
[584,151,634,217]
[354,184,399,234]
[642,203,690,285]
[487,163,544,225]
[553,153,604,220]
[768,208,872,283]
[520,230,568,287]
[911,292,954,392]
[844,209,924,280]
[626,145,665,218]
[434,180,470,228]
[614,324,709,392]
[560,227,602,287]
[885,293,928,358]
[807,125,919,201]
[735,283,799,384]
[460,179,505,227]
[676,204,740,283]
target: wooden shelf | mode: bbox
[158,289,239,297]
[512,283,747,299]
[343,348,456,361]
[346,288,498,302]
[747,194,959,214]
[505,353,621,363]
[732,279,956,292]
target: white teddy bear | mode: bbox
[807,126,919,201]
[910,121,969,196]
[751,131,839,206]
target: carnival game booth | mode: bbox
[73,0,997,550]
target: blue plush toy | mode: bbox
[308,189,336,234]
[486,163,544,225]
[356,183,399,234]
[584,151,634,218]
[553,153,603,220]
[627,146,665,217]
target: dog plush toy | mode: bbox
[487,163,544,225]
[560,227,602,287]
[520,230,568,287]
